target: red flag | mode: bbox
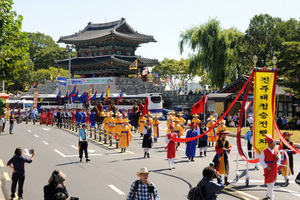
[166,76,171,83]
[191,99,204,115]
[33,81,36,87]
[140,97,149,118]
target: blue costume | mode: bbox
[185,129,198,158]
[75,111,82,126]
[90,112,96,127]
[81,112,86,123]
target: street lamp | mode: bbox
[66,44,75,105]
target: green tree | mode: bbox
[26,32,74,70]
[179,19,246,88]
[277,42,300,98]
[0,0,29,81]
[153,58,200,93]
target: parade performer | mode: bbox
[174,118,183,147]
[108,111,115,135]
[138,114,146,137]
[131,102,139,130]
[86,109,90,124]
[75,109,82,128]
[5,108,11,121]
[152,115,160,143]
[142,120,153,158]
[165,123,177,170]
[47,108,54,125]
[198,121,208,157]
[103,113,110,134]
[119,118,132,153]
[207,116,216,147]
[192,114,201,130]
[114,112,123,137]
[89,108,96,128]
[278,132,296,185]
[185,123,198,161]
[71,109,75,124]
[259,134,279,200]
[167,116,174,134]
[81,109,87,124]
[245,124,259,170]
[178,112,186,125]
[216,119,227,140]
[169,110,175,118]
[212,130,231,185]
[41,109,47,124]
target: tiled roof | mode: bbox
[58,18,156,44]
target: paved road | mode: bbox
[0,122,299,199]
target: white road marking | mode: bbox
[3,172,10,181]
[71,145,96,153]
[28,130,32,133]
[108,185,125,195]
[42,141,49,145]
[54,149,66,157]
[0,160,4,167]
[64,154,103,158]
[233,180,295,184]
[24,149,30,156]
[42,127,51,131]
[34,134,39,138]
[280,188,300,197]
[177,148,185,151]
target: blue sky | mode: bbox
[13,0,300,61]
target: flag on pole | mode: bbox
[91,91,97,101]
[140,97,149,118]
[191,98,204,115]
[70,85,77,98]
[79,92,88,103]
[116,87,124,105]
[129,59,138,70]
[98,91,104,102]
[103,86,110,103]
[33,81,36,87]
[87,84,92,102]
[79,91,87,100]
[64,91,69,101]
[166,76,172,83]
[72,90,79,102]
[55,91,61,101]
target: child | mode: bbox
[165,123,177,170]
[212,130,231,185]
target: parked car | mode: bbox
[162,108,172,119]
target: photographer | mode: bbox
[197,165,224,200]
[44,170,68,200]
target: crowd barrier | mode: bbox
[20,116,120,149]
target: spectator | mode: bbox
[277,116,282,129]
[7,147,35,199]
[53,192,67,200]
[195,166,224,200]
[213,112,218,121]
[127,167,159,200]
[229,119,235,127]
[9,112,16,134]
[282,116,288,130]
[44,170,68,200]
[0,115,4,135]
[297,117,300,130]
[233,113,238,126]
[296,104,300,118]
[289,117,296,130]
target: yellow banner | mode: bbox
[33,90,39,109]
[253,71,275,154]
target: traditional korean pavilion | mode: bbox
[55,18,159,77]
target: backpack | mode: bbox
[187,180,209,200]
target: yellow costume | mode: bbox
[153,117,161,138]
[138,116,146,134]
[216,125,227,140]
[119,124,132,148]
[108,115,115,134]
[207,121,216,142]
[167,117,174,134]
[5,108,11,120]
[114,114,123,136]
[103,114,110,134]
[192,117,201,130]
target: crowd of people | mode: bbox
[2,101,300,200]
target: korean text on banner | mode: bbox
[33,90,39,109]
[253,71,276,154]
